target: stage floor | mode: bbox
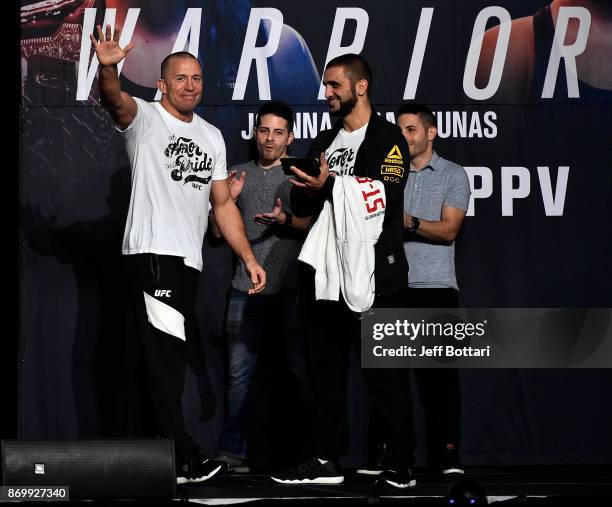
[177,466,612,504]
[9,466,612,505]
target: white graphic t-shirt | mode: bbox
[119,98,227,271]
[324,122,368,176]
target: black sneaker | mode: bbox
[176,457,224,484]
[356,443,389,475]
[271,458,344,485]
[440,448,464,475]
[216,454,252,474]
[376,467,416,489]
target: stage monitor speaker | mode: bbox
[1,439,176,500]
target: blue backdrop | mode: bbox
[19,0,612,466]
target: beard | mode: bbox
[330,87,358,117]
[408,139,429,160]
[259,146,283,163]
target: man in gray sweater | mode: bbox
[211,101,312,472]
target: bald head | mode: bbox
[160,51,200,80]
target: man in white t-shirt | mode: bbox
[91,24,266,485]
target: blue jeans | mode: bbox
[217,288,312,459]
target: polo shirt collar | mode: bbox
[423,151,439,171]
[410,151,438,172]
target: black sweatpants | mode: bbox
[368,287,461,462]
[303,273,416,466]
[123,253,200,460]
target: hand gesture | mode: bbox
[227,169,246,201]
[289,152,333,190]
[254,198,285,226]
[89,24,135,67]
[244,259,267,295]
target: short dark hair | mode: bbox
[396,104,437,129]
[160,51,200,79]
[255,101,294,132]
[325,53,373,96]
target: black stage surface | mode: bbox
[8,466,612,505]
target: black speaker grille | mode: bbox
[1,439,175,499]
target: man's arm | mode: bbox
[208,210,222,239]
[209,169,246,239]
[90,24,137,129]
[406,163,470,243]
[404,205,466,243]
[210,179,266,294]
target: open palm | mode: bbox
[89,24,134,66]
[228,170,246,201]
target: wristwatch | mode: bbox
[409,216,420,232]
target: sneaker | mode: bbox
[440,448,464,475]
[176,457,223,485]
[356,443,389,475]
[216,454,252,474]
[376,466,416,489]
[271,458,344,485]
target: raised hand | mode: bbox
[227,169,246,201]
[254,197,284,226]
[89,24,135,67]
